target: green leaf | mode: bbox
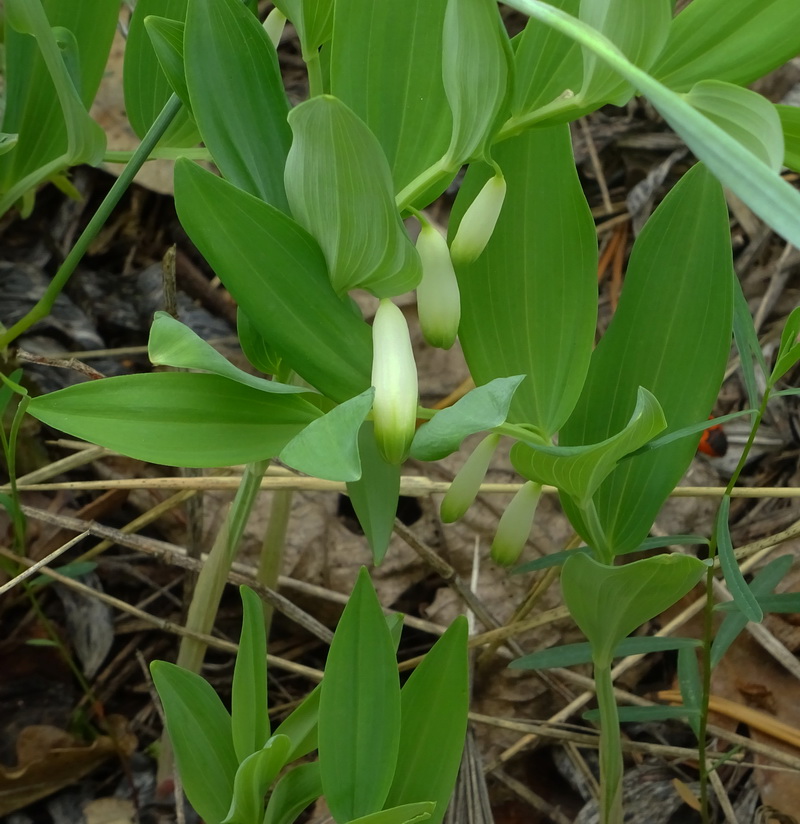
[148,312,309,395]
[588,705,699,723]
[716,497,763,625]
[273,0,332,59]
[561,553,708,667]
[125,1,198,147]
[0,0,116,195]
[329,0,451,197]
[231,587,269,763]
[222,735,291,824]
[384,617,469,824]
[29,561,97,589]
[451,124,596,437]
[442,0,512,165]
[777,104,800,173]
[2,0,110,177]
[237,309,283,378]
[511,0,582,119]
[510,635,701,671]
[173,158,373,402]
[710,553,789,667]
[26,373,320,468]
[345,423,402,564]
[318,568,401,822]
[733,275,767,413]
[677,645,702,736]
[629,410,753,455]
[0,134,19,156]
[273,685,321,763]
[559,164,733,554]
[578,0,671,107]
[745,593,800,613]
[264,763,322,824]
[512,387,666,507]
[280,389,375,482]
[348,803,435,824]
[504,0,800,250]
[684,81,783,173]
[652,0,800,92]
[770,306,800,384]
[410,376,525,461]
[143,16,193,114]
[185,0,291,210]
[284,96,421,298]
[150,660,237,824]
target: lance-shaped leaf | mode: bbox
[511,0,582,119]
[578,0,671,107]
[685,81,783,173]
[144,16,193,112]
[346,423,402,564]
[148,312,308,395]
[330,0,451,197]
[411,376,524,461]
[273,0,332,59]
[511,388,666,507]
[231,587,269,764]
[185,0,291,210]
[777,104,800,174]
[174,158,373,402]
[280,389,375,482]
[236,308,283,378]
[285,96,421,298]
[125,0,197,147]
[273,685,321,763]
[318,569,401,822]
[349,804,435,824]
[150,661,237,824]
[652,0,800,92]
[27,373,320,468]
[451,125,597,437]
[561,553,708,668]
[442,0,512,166]
[559,164,733,554]
[383,617,468,824]
[716,497,762,623]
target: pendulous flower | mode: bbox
[440,433,501,523]
[449,172,506,266]
[371,298,419,465]
[416,222,461,349]
[491,480,542,566]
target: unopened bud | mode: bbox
[441,433,501,523]
[449,172,506,266]
[416,223,461,349]
[491,481,542,566]
[371,299,419,465]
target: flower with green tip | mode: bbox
[491,481,542,566]
[449,172,506,266]
[371,298,419,465]
[416,222,461,349]
[440,433,501,523]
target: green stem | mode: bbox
[581,498,612,564]
[595,662,624,824]
[307,52,324,98]
[697,388,770,820]
[0,154,69,219]
[257,489,293,638]
[395,156,454,213]
[0,94,183,350]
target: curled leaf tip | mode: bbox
[449,172,506,266]
[440,433,501,523]
[416,222,461,349]
[491,481,542,566]
[371,299,419,465]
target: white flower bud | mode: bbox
[440,433,501,523]
[491,481,542,566]
[371,299,419,465]
[449,172,506,266]
[416,223,461,349]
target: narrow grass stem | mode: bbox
[0,94,183,350]
[595,662,624,824]
[257,489,293,638]
[697,388,771,820]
